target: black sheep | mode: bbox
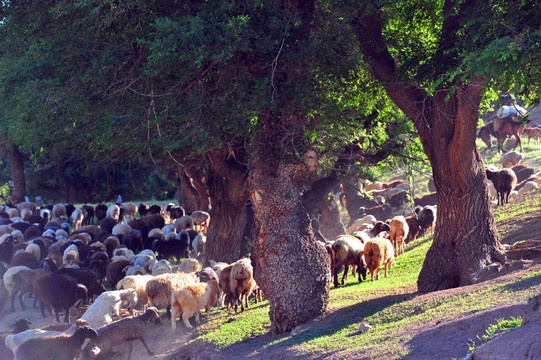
[33,273,88,322]
[148,204,162,215]
[64,204,76,222]
[122,230,143,254]
[152,238,189,264]
[138,203,150,217]
[143,214,165,230]
[486,168,518,206]
[87,250,109,282]
[82,205,95,225]
[95,203,108,223]
[55,267,106,300]
[0,235,16,265]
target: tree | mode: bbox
[349,0,540,291]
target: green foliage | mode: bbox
[467,316,523,353]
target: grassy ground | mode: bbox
[175,142,541,359]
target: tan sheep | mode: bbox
[171,280,219,329]
[145,272,198,318]
[116,274,154,311]
[363,237,395,281]
[389,216,409,256]
[229,258,257,313]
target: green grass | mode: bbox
[185,190,541,359]
[467,316,523,353]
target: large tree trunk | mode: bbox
[176,165,210,213]
[249,161,331,335]
[319,194,345,240]
[205,148,252,264]
[416,89,503,291]
[4,145,27,205]
[353,5,504,292]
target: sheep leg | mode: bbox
[195,310,201,325]
[18,292,26,311]
[182,312,193,328]
[138,336,154,356]
[10,290,17,312]
[341,265,349,285]
[171,308,179,330]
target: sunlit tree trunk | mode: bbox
[3,145,28,205]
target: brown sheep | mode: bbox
[229,258,257,313]
[330,235,367,288]
[389,216,409,256]
[145,272,198,318]
[405,215,420,243]
[363,237,395,281]
[218,264,234,310]
[14,326,97,360]
[82,307,160,360]
[485,168,517,206]
[171,280,220,329]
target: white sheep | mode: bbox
[148,228,166,242]
[52,204,66,219]
[112,223,132,236]
[71,208,84,230]
[112,247,134,260]
[132,253,157,274]
[363,179,383,192]
[68,289,138,331]
[5,207,19,219]
[518,181,539,195]
[63,244,79,266]
[191,234,207,257]
[3,266,31,296]
[175,258,200,274]
[6,329,63,354]
[174,215,194,232]
[346,215,377,235]
[501,151,523,168]
[152,259,173,276]
[106,204,120,221]
[116,274,154,311]
[25,243,41,261]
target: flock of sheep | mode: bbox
[0,200,262,360]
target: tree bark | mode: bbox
[249,161,331,335]
[353,3,504,292]
[3,145,28,206]
[319,194,345,240]
[205,148,252,264]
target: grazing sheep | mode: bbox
[501,150,523,168]
[511,164,536,183]
[364,237,395,281]
[62,244,79,267]
[82,205,95,225]
[174,215,195,233]
[229,258,257,313]
[72,289,138,331]
[52,204,67,220]
[3,266,32,297]
[176,258,200,274]
[405,215,420,243]
[55,267,106,300]
[131,253,156,274]
[416,205,437,236]
[112,223,132,237]
[71,208,85,230]
[413,192,438,207]
[106,259,134,289]
[106,205,120,221]
[330,234,368,287]
[389,216,409,256]
[145,272,198,318]
[120,202,138,218]
[137,203,150,217]
[13,326,97,360]
[82,307,160,360]
[33,273,88,322]
[116,274,154,311]
[151,259,173,275]
[152,238,189,264]
[358,203,393,222]
[362,179,383,191]
[10,268,48,311]
[523,126,541,145]
[171,280,219,329]
[346,215,377,235]
[485,168,518,206]
[190,211,210,233]
[191,233,207,258]
[517,181,539,195]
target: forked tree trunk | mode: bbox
[353,7,504,292]
[4,145,27,205]
[205,148,252,263]
[249,162,331,334]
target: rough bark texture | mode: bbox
[4,145,27,205]
[249,162,331,335]
[205,148,252,264]
[177,165,209,214]
[353,1,504,292]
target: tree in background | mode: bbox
[349,0,540,291]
